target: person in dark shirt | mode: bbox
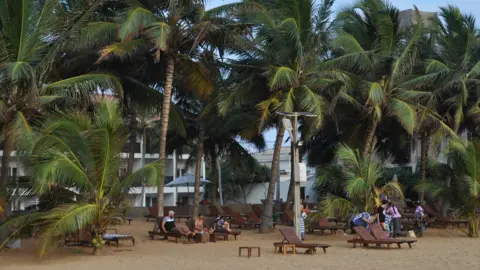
[161,210,192,237]
[377,199,389,228]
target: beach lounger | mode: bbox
[102,229,135,247]
[347,227,412,249]
[310,218,346,235]
[370,224,416,248]
[247,212,276,228]
[221,206,235,215]
[251,204,264,218]
[273,228,330,254]
[422,205,468,229]
[282,209,294,225]
[147,217,189,243]
[145,207,156,221]
[230,211,256,229]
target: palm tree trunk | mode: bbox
[210,148,218,206]
[127,109,138,176]
[260,124,285,233]
[362,119,378,158]
[419,132,431,202]
[192,129,205,219]
[157,57,175,217]
[0,133,13,189]
[285,143,295,210]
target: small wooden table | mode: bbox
[274,243,296,255]
[125,217,134,225]
[239,246,261,258]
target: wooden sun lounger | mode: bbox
[102,229,135,247]
[370,224,416,248]
[348,227,414,249]
[310,218,346,235]
[422,204,469,228]
[282,209,294,225]
[274,228,330,254]
[246,212,276,228]
[230,211,256,229]
[147,217,189,243]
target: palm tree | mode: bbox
[0,0,122,202]
[98,0,245,216]
[320,144,404,218]
[216,0,337,233]
[401,5,480,200]
[325,0,424,158]
[419,139,480,237]
[0,99,162,255]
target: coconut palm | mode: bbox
[0,99,162,255]
[216,0,339,233]
[419,139,480,237]
[96,0,250,216]
[0,0,123,191]
[325,0,424,158]
[400,5,479,200]
[320,144,404,218]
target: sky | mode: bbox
[206,0,480,150]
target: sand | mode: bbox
[1,219,479,270]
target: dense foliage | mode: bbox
[1,0,480,252]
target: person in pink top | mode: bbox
[386,202,402,238]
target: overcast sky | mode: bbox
[207,0,480,150]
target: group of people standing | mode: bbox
[351,200,403,238]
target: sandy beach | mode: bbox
[1,219,479,270]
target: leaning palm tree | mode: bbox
[0,99,162,255]
[320,144,404,218]
[0,0,122,195]
[325,0,424,158]
[418,139,480,237]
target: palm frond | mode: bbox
[45,73,123,100]
[336,143,360,168]
[387,98,416,134]
[320,194,355,219]
[96,39,146,63]
[119,7,158,41]
[37,204,98,256]
[268,66,297,90]
[120,160,163,192]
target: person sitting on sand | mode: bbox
[162,210,193,237]
[351,211,375,232]
[214,216,232,233]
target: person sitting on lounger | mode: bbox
[162,210,193,237]
[195,214,213,234]
[214,216,232,233]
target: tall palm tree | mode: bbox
[0,0,122,194]
[98,0,246,216]
[401,5,480,200]
[216,0,338,233]
[0,99,162,255]
[325,0,423,158]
